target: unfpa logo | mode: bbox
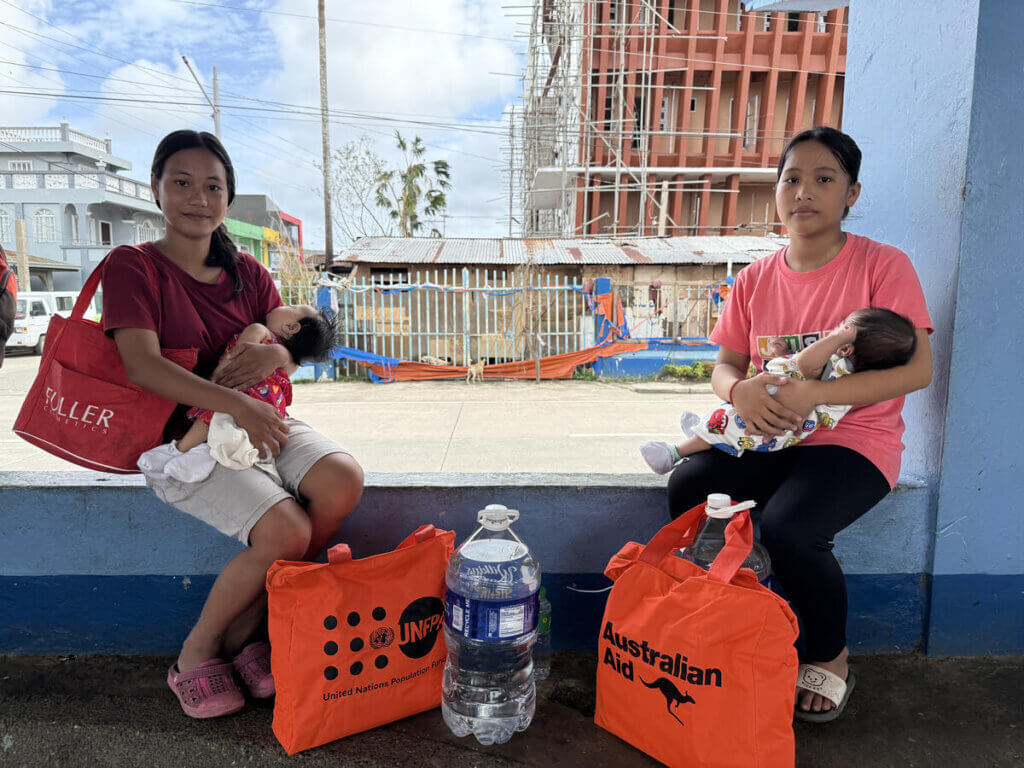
[397,597,444,659]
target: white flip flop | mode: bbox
[794,663,856,723]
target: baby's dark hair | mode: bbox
[848,308,917,372]
[279,307,337,364]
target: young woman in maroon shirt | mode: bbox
[102,131,364,718]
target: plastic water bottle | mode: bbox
[442,504,541,745]
[533,587,552,681]
[678,494,772,583]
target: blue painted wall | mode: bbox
[596,340,719,378]
[843,0,1023,652]
[0,472,930,654]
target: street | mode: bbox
[0,353,718,474]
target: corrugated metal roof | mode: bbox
[333,235,785,266]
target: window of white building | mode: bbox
[33,208,56,243]
[137,219,160,244]
[8,161,31,172]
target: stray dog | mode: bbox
[466,360,484,382]
[420,355,450,366]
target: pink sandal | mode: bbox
[167,659,245,719]
[232,641,275,699]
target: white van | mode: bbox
[5,291,101,355]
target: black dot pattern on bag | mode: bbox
[324,607,398,675]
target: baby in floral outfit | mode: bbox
[640,307,918,474]
[140,304,335,484]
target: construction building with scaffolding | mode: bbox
[513,0,848,238]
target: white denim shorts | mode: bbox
[143,419,349,545]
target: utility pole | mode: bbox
[318,0,334,263]
[212,67,221,139]
[14,219,30,291]
[182,56,221,140]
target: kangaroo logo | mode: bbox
[641,676,696,726]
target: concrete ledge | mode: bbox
[0,471,931,575]
[630,382,714,394]
[0,470,945,655]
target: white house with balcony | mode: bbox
[0,123,165,290]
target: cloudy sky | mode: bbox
[0,0,524,248]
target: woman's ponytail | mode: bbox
[209,224,243,296]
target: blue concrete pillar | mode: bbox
[842,0,1023,653]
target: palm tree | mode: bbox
[374,132,452,237]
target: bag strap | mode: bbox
[397,524,438,549]
[75,246,162,325]
[327,525,438,564]
[0,245,12,297]
[327,543,352,564]
[707,510,754,584]
[638,503,707,566]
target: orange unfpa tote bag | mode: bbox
[266,525,455,755]
[595,503,800,768]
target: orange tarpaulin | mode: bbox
[361,341,648,382]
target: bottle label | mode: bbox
[538,612,551,634]
[445,589,538,641]
[461,539,528,563]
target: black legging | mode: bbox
[667,444,889,661]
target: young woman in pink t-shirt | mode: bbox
[101,131,364,719]
[667,127,933,722]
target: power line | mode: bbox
[0,85,513,137]
[0,55,518,129]
[0,2,512,226]
[0,8,519,138]
[165,0,525,44]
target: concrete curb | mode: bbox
[630,382,714,394]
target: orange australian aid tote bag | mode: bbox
[13,249,197,473]
[595,503,800,768]
[266,525,456,755]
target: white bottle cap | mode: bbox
[478,504,520,531]
[707,493,731,509]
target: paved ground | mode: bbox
[0,652,1020,767]
[0,353,717,474]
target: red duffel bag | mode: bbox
[13,248,197,473]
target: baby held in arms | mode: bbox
[140,304,336,484]
[640,308,917,474]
